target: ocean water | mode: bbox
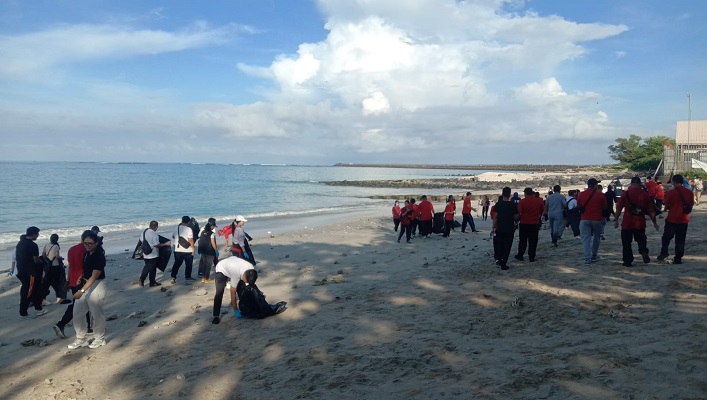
[0,162,490,266]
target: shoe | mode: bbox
[529,258,536,263]
[170,277,176,284]
[35,309,48,317]
[406,240,411,243]
[583,262,591,267]
[672,258,682,265]
[397,239,400,243]
[641,253,651,264]
[198,273,203,277]
[18,315,31,320]
[202,278,214,283]
[514,255,524,261]
[42,299,50,306]
[591,256,601,263]
[501,265,509,270]
[656,254,668,261]
[622,262,633,267]
[600,235,605,240]
[68,339,89,349]
[212,316,220,324]
[88,339,106,349]
[552,242,558,247]
[149,282,162,287]
[60,299,72,304]
[139,279,145,287]
[185,277,196,281]
[53,324,66,339]
[495,260,502,266]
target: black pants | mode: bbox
[43,264,67,300]
[171,252,194,279]
[393,218,400,232]
[496,231,514,267]
[419,220,433,237]
[660,221,688,261]
[568,212,581,236]
[621,229,648,265]
[199,255,215,279]
[411,219,420,236]
[461,213,476,232]
[18,268,44,316]
[443,220,453,237]
[140,258,159,284]
[517,224,540,260]
[397,224,412,242]
[482,207,489,221]
[57,286,92,329]
[213,272,230,317]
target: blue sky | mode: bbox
[1,0,705,165]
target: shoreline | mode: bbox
[333,163,614,171]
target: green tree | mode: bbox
[608,135,674,171]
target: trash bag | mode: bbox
[157,235,172,272]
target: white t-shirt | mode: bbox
[215,256,254,280]
[567,196,578,210]
[173,225,194,253]
[42,243,61,266]
[143,229,160,260]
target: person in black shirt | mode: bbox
[16,226,46,318]
[492,187,519,270]
[68,230,108,350]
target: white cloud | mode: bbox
[361,91,391,115]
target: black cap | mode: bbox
[181,216,190,224]
[587,178,598,186]
[91,226,100,232]
[630,176,642,184]
[26,226,40,235]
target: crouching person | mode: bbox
[237,269,287,319]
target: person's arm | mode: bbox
[211,236,218,256]
[9,260,15,276]
[73,269,102,300]
[189,237,195,255]
[230,285,238,309]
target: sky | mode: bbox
[1,0,705,165]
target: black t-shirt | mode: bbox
[82,248,106,280]
[495,200,518,233]
[15,236,39,276]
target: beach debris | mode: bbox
[165,290,173,297]
[331,274,345,284]
[158,309,167,314]
[313,278,328,286]
[106,314,118,321]
[160,287,168,292]
[292,284,298,289]
[285,254,290,258]
[510,297,524,308]
[21,339,48,347]
[162,320,178,326]
[127,311,145,319]
[176,373,186,381]
[337,269,344,274]
[45,378,53,385]
[124,248,130,252]
[608,310,619,318]
[190,304,201,313]
[194,289,208,296]
[333,260,339,264]
[0,342,8,347]
[137,320,148,327]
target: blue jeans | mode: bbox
[580,220,603,264]
[548,213,564,243]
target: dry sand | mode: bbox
[1,205,706,399]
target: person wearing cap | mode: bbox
[544,185,567,246]
[91,226,104,247]
[461,192,478,233]
[391,200,402,232]
[614,177,659,267]
[16,226,47,318]
[577,178,608,266]
[197,219,219,283]
[492,187,519,270]
[515,187,545,262]
[230,215,255,265]
[170,216,196,284]
[657,174,695,264]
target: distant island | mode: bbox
[333,163,601,172]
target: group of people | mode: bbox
[14,214,286,351]
[391,173,696,270]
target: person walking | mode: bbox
[67,230,107,349]
[481,196,490,221]
[16,226,46,319]
[657,175,695,264]
[515,187,544,262]
[693,177,703,206]
[139,221,170,287]
[41,233,68,304]
[53,238,92,339]
[614,177,659,267]
[577,178,608,266]
[397,200,414,244]
[442,197,456,238]
[198,221,219,282]
[655,180,665,213]
[492,187,518,270]
[171,216,196,284]
[391,200,402,232]
[566,190,581,237]
[416,195,435,238]
[544,185,567,246]
[461,192,478,233]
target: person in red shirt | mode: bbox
[391,200,402,232]
[645,176,658,198]
[416,195,435,238]
[577,178,608,266]
[514,187,545,262]
[614,177,659,267]
[461,192,478,233]
[52,241,91,339]
[489,197,500,261]
[655,180,665,213]
[409,198,419,237]
[397,200,415,243]
[657,174,695,264]
[442,198,456,238]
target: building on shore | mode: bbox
[662,120,707,176]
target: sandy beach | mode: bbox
[1,203,705,399]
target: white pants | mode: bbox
[73,280,107,340]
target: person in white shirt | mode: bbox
[211,256,254,324]
[139,221,170,287]
[566,189,581,238]
[170,216,196,284]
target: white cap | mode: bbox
[235,215,248,222]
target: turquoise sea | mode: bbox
[0,162,492,266]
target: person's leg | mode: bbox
[500,232,514,268]
[18,274,31,316]
[212,272,228,318]
[57,287,79,328]
[516,224,528,258]
[635,229,649,263]
[72,292,89,340]
[469,214,476,232]
[87,280,107,341]
[31,267,44,311]
[405,225,412,242]
[493,234,500,261]
[203,255,214,279]
[659,221,676,258]
[184,253,194,279]
[148,258,158,284]
[171,252,185,279]
[570,214,581,236]
[140,260,150,284]
[461,214,469,232]
[443,220,451,237]
[394,218,400,232]
[620,229,633,265]
[591,220,602,261]
[397,225,405,242]
[674,223,688,261]
[580,220,592,265]
[528,224,539,261]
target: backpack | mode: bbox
[141,229,153,255]
[577,190,596,214]
[625,191,645,216]
[237,283,276,319]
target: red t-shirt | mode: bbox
[400,206,414,225]
[517,196,545,225]
[645,180,657,197]
[67,242,87,287]
[392,205,401,218]
[577,188,607,221]
[462,196,472,214]
[490,205,496,219]
[417,200,434,221]
[617,186,653,230]
[444,203,455,221]
[665,186,693,224]
[218,225,233,239]
[655,184,665,201]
